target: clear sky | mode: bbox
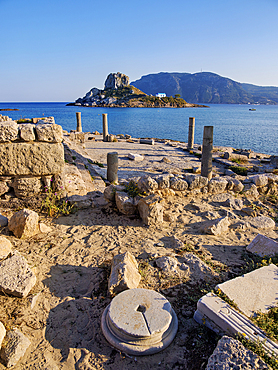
[1,0,278,101]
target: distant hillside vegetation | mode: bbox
[131,72,278,105]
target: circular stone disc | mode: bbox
[101,288,178,355]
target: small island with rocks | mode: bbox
[67,72,208,108]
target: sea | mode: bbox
[0,102,277,155]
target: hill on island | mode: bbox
[131,72,278,105]
[67,72,207,108]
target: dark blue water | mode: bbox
[1,102,277,155]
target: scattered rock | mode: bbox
[115,191,137,215]
[246,234,278,257]
[0,253,36,297]
[0,322,6,349]
[206,335,269,370]
[246,216,275,230]
[201,216,230,236]
[0,236,12,260]
[243,184,260,199]
[230,221,250,231]
[184,174,208,189]
[0,328,31,368]
[156,256,178,273]
[137,175,158,193]
[154,174,170,189]
[8,209,39,239]
[249,174,269,187]
[0,213,8,227]
[171,236,184,250]
[138,194,163,225]
[39,223,52,233]
[169,177,188,191]
[67,194,93,209]
[208,178,228,194]
[108,252,141,296]
[128,153,144,161]
[224,197,243,210]
[64,165,87,196]
[242,207,257,217]
[181,253,216,280]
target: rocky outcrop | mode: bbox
[104,72,129,90]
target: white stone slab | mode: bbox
[128,153,144,161]
[246,234,278,257]
[101,288,178,355]
[194,293,278,357]
[216,264,278,317]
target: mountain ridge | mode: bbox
[131,72,278,105]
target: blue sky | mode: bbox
[1,0,278,101]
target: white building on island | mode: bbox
[156,93,166,98]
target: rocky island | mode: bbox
[67,72,208,108]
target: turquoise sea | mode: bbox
[0,102,277,155]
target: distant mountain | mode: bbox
[131,72,278,105]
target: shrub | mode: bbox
[229,165,248,176]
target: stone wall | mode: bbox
[0,118,64,199]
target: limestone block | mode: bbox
[18,124,35,141]
[208,177,228,194]
[201,216,230,236]
[184,174,208,189]
[0,142,64,176]
[181,253,216,280]
[35,123,63,143]
[217,264,278,317]
[153,174,170,189]
[227,178,244,192]
[137,175,158,193]
[156,256,178,273]
[0,322,6,349]
[206,336,269,370]
[224,197,243,210]
[194,293,278,357]
[243,184,260,199]
[33,116,55,124]
[39,222,52,233]
[0,214,8,227]
[169,177,188,191]
[13,177,43,198]
[249,174,269,187]
[67,194,92,209]
[0,181,9,196]
[0,236,12,260]
[0,253,36,297]
[115,191,137,215]
[64,165,87,196]
[0,328,31,368]
[246,216,275,230]
[103,184,125,202]
[128,153,144,161]
[246,234,278,257]
[108,252,141,296]
[138,194,163,225]
[8,209,39,239]
[0,121,18,142]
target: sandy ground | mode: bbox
[0,137,277,370]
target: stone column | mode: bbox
[187,117,195,150]
[102,114,108,142]
[76,112,82,132]
[107,152,118,183]
[201,126,213,180]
